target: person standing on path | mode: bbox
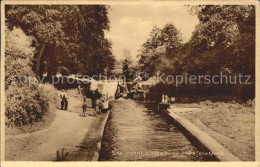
[95,98,101,114]
[60,90,65,110]
[63,90,69,110]
[91,89,101,109]
[60,90,69,110]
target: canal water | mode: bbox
[99,98,215,161]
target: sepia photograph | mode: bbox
[1,0,259,165]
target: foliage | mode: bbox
[38,83,59,105]
[183,5,255,98]
[122,49,133,79]
[110,59,123,76]
[5,84,49,127]
[138,24,182,76]
[137,5,255,99]
[187,5,255,75]
[110,48,138,80]
[5,5,115,127]
[5,27,53,127]
[6,5,115,78]
[5,26,36,90]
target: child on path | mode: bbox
[78,85,82,97]
[82,97,87,117]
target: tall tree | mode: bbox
[188,5,255,75]
[180,5,255,96]
[138,24,183,76]
[6,5,115,79]
[122,48,133,80]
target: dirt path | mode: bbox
[5,89,96,161]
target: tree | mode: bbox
[5,26,36,89]
[110,59,123,76]
[179,5,255,97]
[137,5,255,98]
[122,49,133,80]
[188,5,255,75]
[6,5,115,79]
[138,24,183,76]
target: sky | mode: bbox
[105,5,199,61]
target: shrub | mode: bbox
[38,83,59,105]
[5,26,53,127]
[5,84,49,127]
[5,26,35,90]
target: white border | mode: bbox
[1,1,259,166]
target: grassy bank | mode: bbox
[174,100,255,160]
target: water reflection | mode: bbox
[99,99,213,161]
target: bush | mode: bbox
[5,26,35,90]
[5,84,49,127]
[38,83,59,105]
[5,27,55,127]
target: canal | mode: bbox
[99,98,216,161]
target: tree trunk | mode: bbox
[46,45,57,82]
[35,44,46,76]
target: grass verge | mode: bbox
[175,100,254,161]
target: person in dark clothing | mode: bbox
[60,90,69,110]
[64,90,69,110]
[91,89,101,108]
[91,94,96,109]
[60,90,65,110]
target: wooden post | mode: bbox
[56,148,68,161]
